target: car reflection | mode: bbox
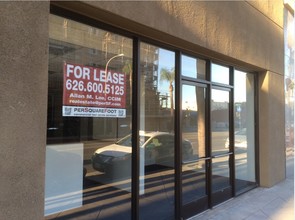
[91,131,193,177]
[225,128,247,149]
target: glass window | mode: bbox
[211,63,230,85]
[234,70,256,194]
[284,7,294,150]
[139,43,175,219]
[181,55,206,79]
[46,15,132,219]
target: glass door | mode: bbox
[181,85,234,218]
[181,83,209,218]
[211,88,233,205]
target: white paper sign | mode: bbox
[45,143,83,216]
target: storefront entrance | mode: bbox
[181,83,210,217]
[181,83,233,218]
[46,9,257,220]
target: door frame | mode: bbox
[179,73,235,219]
[180,82,210,219]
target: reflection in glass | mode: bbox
[212,156,230,192]
[284,9,294,152]
[182,85,206,159]
[181,84,207,205]
[211,89,230,156]
[211,63,230,85]
[234,71,256,194]
[46,15,132,219]
[181,55,206,79]
[139,43,175,219]
[182,161,206,205]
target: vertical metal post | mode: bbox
[131,37,140,220]
[206,60,212,208]
[229,66,236,196]
[254,73,260,186]
[175,51,182,220]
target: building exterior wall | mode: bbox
[55,1,284,74]
[259,71,286,187]
[0,1,285,219]
[0,2,49,220]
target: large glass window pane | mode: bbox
[139,43,175,219]
[181,55,206,79]
[234,70,256,193]
[211,63,230,85]
[211,89,230,156]
[284,8,294,151]
[46,15,132,219]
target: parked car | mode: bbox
[225,128,247,149]
[91,131,193,175]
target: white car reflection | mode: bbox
[91,131,193,176]
[225,128,247,149]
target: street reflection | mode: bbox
[234,71,256,192]
[211,89,230,156]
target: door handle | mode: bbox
[182,157,211,164]
[211,152,233,158]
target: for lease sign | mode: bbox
[62,62,126,118]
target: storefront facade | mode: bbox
[0,1,286,220]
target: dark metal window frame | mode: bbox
[49,5,259,220]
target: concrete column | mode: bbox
[0,2,49,219]
[259,71,286,187]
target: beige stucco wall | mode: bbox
[259,71,286,187]
[247,0,284,27]
[54,1,284,75]
[0,2,49,219]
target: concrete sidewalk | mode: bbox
[192,153,294,220]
